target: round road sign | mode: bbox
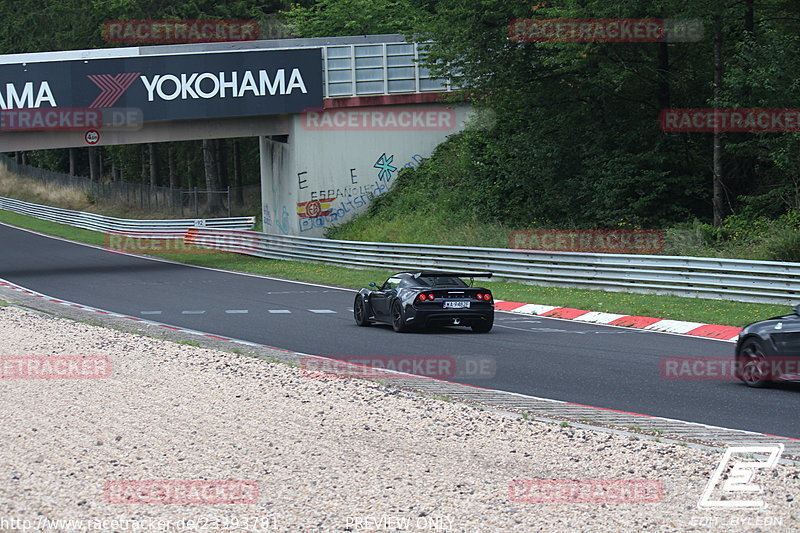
[85,130,100,145]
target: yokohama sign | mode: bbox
[0,49,322,122]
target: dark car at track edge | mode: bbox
[735,303,800,387]
[354,271,494,333]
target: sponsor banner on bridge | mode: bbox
[0,49,322,123]
[509,229,664,254]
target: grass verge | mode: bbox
[0,209,786,327]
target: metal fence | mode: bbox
[0,196,255,238]
[322,41,453,98]
[185,229,800,305]
[0,154,259,217]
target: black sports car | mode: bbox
[735,304,800,387]
[354,271,494,332]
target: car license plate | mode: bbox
[444,300,470,309]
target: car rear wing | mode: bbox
[412,271,493,279]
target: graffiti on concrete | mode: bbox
[296,152,428,233]
[299,179,390,233]
[403,154,425,169]
[374,153,397,181]
[274,205,291,234]
[297,197,336,218]
[263,205,273,227]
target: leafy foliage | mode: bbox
[6,0,800,238]
[283,0,433,37]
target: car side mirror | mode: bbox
[369,282,378,288]
[794,304,800,316]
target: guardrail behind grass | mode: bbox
[0,196,255,238]
[185,228,800,305]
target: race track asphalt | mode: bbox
[2,222,798,438]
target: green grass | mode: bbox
[0,299,10,306]
[328,209,512,248]
[0,209,106,245]
[176,340,201,347]
[0,209,787,327]
[430,394,455,403]
[560,421,571,428]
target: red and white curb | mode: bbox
[494,300,742,342]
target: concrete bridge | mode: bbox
[0,35,474,235]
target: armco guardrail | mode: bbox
[0,196,255,237]
[185,228,800,305]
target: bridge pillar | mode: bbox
[261,102,475,237]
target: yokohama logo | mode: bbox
[88,73,140,108]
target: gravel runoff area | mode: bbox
[0,304,797,533]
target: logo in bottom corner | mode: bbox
[698,444,784,508]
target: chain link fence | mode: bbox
[0,154,259,217]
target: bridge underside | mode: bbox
[0,115,290,151]
[0,34,468,236]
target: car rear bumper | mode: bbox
[405,307,493,328]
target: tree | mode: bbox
[283,0,434,37]
[202,139,223,213]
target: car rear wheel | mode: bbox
[391,301,409,333]
[737,338,771,388]
[354,295,371,326]
[471,317,494,333]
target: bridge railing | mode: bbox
[0,196,255,238]
[322,42,453,98]
[185,228,800,305]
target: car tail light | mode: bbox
[427,293,435,300]
[418,294,427,302]
[486,293,493,301]
[476,293,484,300]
